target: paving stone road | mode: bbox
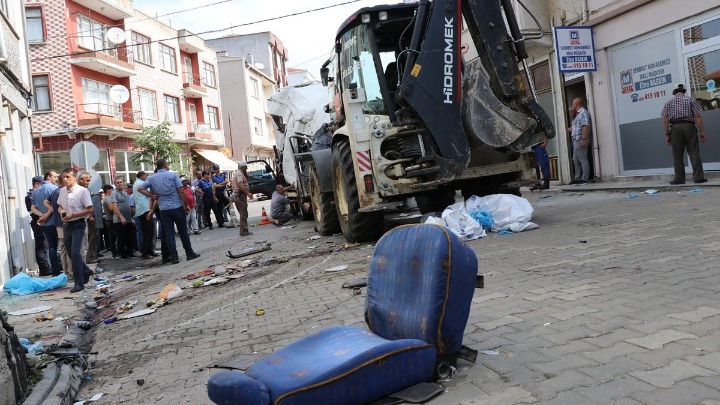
[70,188,720,404]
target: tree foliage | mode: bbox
[132,121,182,170]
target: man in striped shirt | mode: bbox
[661,83,707,185]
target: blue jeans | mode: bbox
[41,225,62,276]
[159,207,195,260]
[134,216,143,250]
[64,219,91,286]
[531,144,550,181]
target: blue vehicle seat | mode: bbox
[208,224,479,405]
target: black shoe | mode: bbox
[83,271,92,284]
[193,231,202,235]
[240,231,253,236]
[694,178,708,184]
[171,257,180,265]
[218,224,225,228]
[669,179,685,185]
[187,252,201,261]
[161,257,172,264]
[208,225,213,230]
[70,285,85,293]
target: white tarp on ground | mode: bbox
[267,82,328,185]
[425,194,538,240]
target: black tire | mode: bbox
[332,140,383,243]
[309,164,340,235]
[415,189,457,214]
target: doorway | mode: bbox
[564,80,596,180]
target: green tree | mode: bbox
[132,121,182,171]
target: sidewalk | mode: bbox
[529,174,720,194]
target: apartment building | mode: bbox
[216,55,276,163]
[27,0,230,190]
[0,1,38,285]
[206,33,289,163]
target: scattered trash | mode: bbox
[470,210,493,231]
[36,312,54,322]
[116,274,142,282]
[280,225,296,229]
[2,273,67,295]
[341,278,368,289]
[255,309,265,316]
[579,240,588,243]
[308,246,318,249]
[498,230,514,236]
[324,265,348,272]
[214,265,227,276]
[480,348,499,355]
[85,301,98,310]
[119,308,156,320]
[19,338,44,355]
[192,279,205,288]
[73,392,104,404]
[227,243,272,259]
[103,317,118,325]
[642,189,659,195]
[146,300,156,307]
[425,202,485,241]
[352,287,362,295]
[158,283,183,301]
[538,195,552,199]
[201,278,229,287]
[8,305,53,316]
[543,322,551,326]
[75,321,92,330]
[689,188,703,193]
[117,300,138,314]
[136,379,145,386]
[465,194,538,233]
[343,242,361,249]
[239,259,254,268]
[308,235,321,241]
[198,269,215,277]
[626,193,640,199]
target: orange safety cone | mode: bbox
[258,207,272,225]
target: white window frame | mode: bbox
[132,31,152,65]
[76,14,116,57]
[138,89,157,120]
[207,106,219,129]
[253,117,263,135]
[26,7,44,43]
[160,44,177,73]
[32,74,51,111]
[164,95,180,123]
[82,78,117,116]
[203,62,217,87]
[250,77,260,98]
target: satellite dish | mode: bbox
[254,62,265,70]
[107,27,126,44]
[109,85,130,104]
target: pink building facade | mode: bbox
[27,0,225,187]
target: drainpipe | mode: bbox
[581,0,603,180]
[0,131,22,273]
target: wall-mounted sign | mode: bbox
[554,26,597,73]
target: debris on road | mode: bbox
[3,272,68,295]
[73,392,105,404]
[255,309,265,316]
[690,188,703,193]
[119,308,156,320]
[642,189,659,195]
[342,278,368,289]
[480,348,499,355]
[35,312,54,322]
[324,265,348,272]
[117,300,137,314]
[627,193,639,199]
[227,243,272,259]
[8,305,53,316]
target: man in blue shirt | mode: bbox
[211,164,228,228]
[199,170,221,229]
[33,170,62,276]
[138,159,200,264]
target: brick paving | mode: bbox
[65,187,720,404]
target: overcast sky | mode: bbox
[133,0,400,79]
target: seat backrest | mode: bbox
[365,224,478,357]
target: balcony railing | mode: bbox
[68,36,135,77]
[183,73,207,98]
[76,103,142,130]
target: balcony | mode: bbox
[75,103,143,132]
[68,36,135,77]
[188,121,213,140]
[183,73,208,98]
[177,30,205,54]
[72,0,133,20]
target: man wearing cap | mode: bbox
[138,159,200,264]
[661,83,708,185]
[26,176,52,275]
[211,164,229,227]
[232,161,254,236]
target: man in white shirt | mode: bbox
[57,169,94,293]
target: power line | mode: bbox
[289,49,335,69]
[32,0,363,63]
[42,0,232,42]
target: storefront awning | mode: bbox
[193,149,238,171]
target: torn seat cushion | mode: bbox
[208,326,436,405]
[365,224,478,357]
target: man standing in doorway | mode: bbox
[661,83,707,185]
[569,98,592,185]
[138,159,200,264]
[57,169,93,293]
[232,161,254,236]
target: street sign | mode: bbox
[554,26,597,73]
